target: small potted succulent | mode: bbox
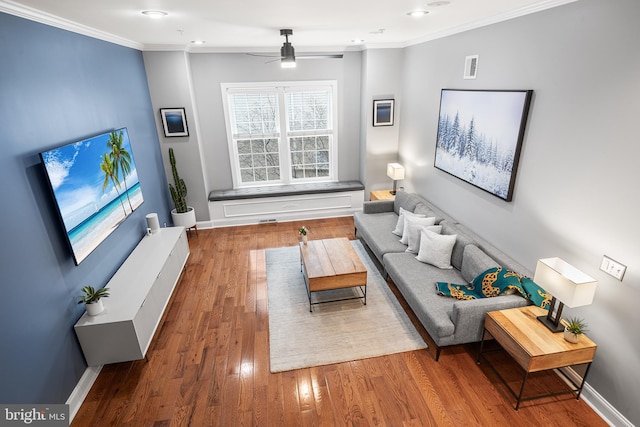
[564,317,587,343]
[298,226,309,245]
[78,285,110,316]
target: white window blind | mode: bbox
[222,81,337,187]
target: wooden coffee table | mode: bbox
[299,237,367,312]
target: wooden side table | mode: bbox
[370,190,395,201]
[478,306,597,410]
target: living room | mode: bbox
[0,0,638,425]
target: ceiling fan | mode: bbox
[249,29,343,68]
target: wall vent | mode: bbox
[464,55,479,79]
[259,219,278,224]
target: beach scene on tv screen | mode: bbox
[41,128,144,264]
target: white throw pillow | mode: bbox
[406,225,442,254]
[392,207,426,237]
[400,216,436,246]
[415,229,457,269]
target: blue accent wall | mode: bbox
[0,13,172,403]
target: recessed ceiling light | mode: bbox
[351,39,365,44]
[407,10,429,17]
[427,1,451,6]
[191,40,206,45]
[141,10,168,19]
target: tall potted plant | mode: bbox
[168,148,196,229]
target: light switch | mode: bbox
[600,255,626,281]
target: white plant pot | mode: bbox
[171,207,196,229]
[564,328,581,343]
[86,299,104,316]
[301,234,308,245]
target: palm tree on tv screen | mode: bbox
[100,153,127,216]
[107,130,134,213]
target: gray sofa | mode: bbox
[354,191,530,360]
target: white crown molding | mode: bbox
[404,0,580,47]
[0,0,143,50]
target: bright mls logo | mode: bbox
[1,405,68,426]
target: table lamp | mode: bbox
[533,257,597,332]
[387,163,405,195]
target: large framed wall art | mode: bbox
[434,89,533,201]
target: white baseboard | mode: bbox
[66,365,102,422]
[560,367,633,427]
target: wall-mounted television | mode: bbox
[434,89,533,201]
[40,128,144,265]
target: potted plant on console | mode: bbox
[78,285,110,316]
[168,147,196,231]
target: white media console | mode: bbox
[74,227,190,366]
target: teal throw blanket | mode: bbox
[436,267,551,309]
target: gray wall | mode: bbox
[360,49,405,197]
[398,0,639,423]
[144,51,363,221]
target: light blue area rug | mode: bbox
[266,240,427,373]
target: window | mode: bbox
[222,81,337,187]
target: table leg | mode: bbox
[515,371,529,411]
[477,329,488,364]
[577,362,592,400]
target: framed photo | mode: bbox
[160,108,189,137]
[373,99,394,126]
[434,89,533,201]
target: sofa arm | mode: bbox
[363,200,395,214]
[451,296,529,342]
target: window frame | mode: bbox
[221,80,338,188]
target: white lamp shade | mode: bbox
[533,257,597,308]
[387,163,405,180]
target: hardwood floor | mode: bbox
[72,217,606,426]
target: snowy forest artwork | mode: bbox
[434,89,532,201]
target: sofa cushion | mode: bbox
[441,221,475,270]
[393,191,422,215]
[414,202,445,224]
[407,225,442,254]
[461,245,500,283]
[353,211,408,263]
[392,207,425,237]
[400,216,436,245]
[416,229,457,269]
[383,252,463,338]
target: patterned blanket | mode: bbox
[436,267,551,309]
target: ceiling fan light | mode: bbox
[280,42,296,68]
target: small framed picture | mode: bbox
[373,99,395,126]
[160,108,189,137]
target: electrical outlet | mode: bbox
[600,255,626,281]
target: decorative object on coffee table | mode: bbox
[298,226,308,245]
